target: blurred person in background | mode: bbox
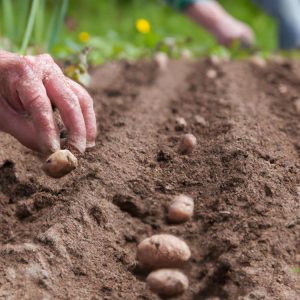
[167,0,300,49]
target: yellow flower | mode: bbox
[79,31,90,43]
[136,19,151,34]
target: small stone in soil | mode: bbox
[194,115,207,126]
[175,117,187,131]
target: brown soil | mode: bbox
[0,58,300,300]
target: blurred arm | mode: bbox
[166,0,255,47]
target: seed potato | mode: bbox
[181,49,191,60]
[168,194,194,223]
[206,68,217,79]
[250,56,266,68]
[43,150,78,178]
[178,133,197,154]
[146,269,189,297]
[154,52,168,71]
[137,234,191,269]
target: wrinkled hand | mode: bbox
[212,17,255,48]
[0,51,96,153]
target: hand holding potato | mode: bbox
[0,51,96,154]
[185,1,255,48]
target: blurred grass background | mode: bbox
[0,0,277,64]
[62,0,276,63]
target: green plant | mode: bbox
[0,0,68,54]
[47,0,69,52]
[20,0,39,54]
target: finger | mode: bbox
[0,95,40,151]
[17,75,60,154]
[44,75,87,153]
[43,70,87,153]
[66,78,97,148]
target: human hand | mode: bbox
[185,1,255,49]
[212,17,255,48]
[0,51,96,154]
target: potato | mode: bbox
[209,55,229,66]
[43,150,78,178]
[146,269,189,297]
[178,134,197,154]
[206,68,217,79]
[175,117,187,131]
[168,194,194,223]
[154,52,168,71]
[250,56,266,68]
[181,49,191,60]
[137,234,191,269]
[278,84,287,94]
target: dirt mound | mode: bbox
[0,58,299,300]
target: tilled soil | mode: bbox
[0,58,300,300]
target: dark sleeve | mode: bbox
[165,0,210,11]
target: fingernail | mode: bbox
[69,140,86,154]
[38,137,60,154]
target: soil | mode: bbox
[0,58,300,300]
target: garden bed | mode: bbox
[0,58,299,299]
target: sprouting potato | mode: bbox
[175,117,187,131]
[146,269,189,297]
[43,150,78,178]
[137,234,191,269]
[168,194,194,223]
[178,133,197,154]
